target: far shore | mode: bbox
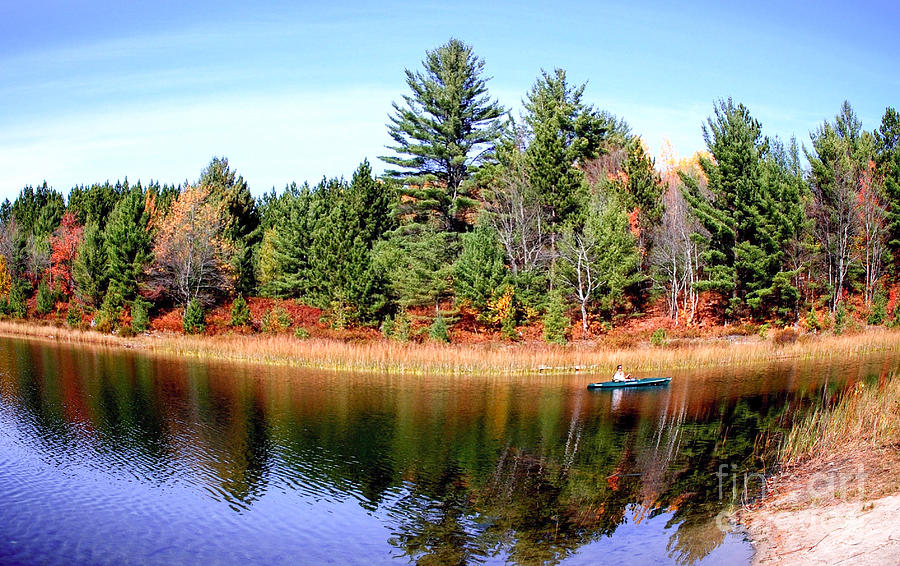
[0,318,898,376]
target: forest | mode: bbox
[2,38,899,343]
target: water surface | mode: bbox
[0,337,896,565]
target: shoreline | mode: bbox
[739,375,900,565]
[0,319,898,376]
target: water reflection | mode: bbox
[0,337,896,565]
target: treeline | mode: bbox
[2,38,899,341]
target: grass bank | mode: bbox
[0,319,898,375]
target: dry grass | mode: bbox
[0,319,899,376]
[780,373,900,465]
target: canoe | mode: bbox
[586,377,672,389]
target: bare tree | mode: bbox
[149,185,234,307]
[650,183,703,324]
[856,161,888,306]
[483,154,549,275]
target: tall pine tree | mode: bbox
[381,38,504,231]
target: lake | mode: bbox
[0,336,896,565]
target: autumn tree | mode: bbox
[48,212,83,296]
[199,157,260,294]
[150,185,234,307]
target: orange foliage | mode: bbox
[49,212,83,296]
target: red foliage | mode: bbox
[49,212,83,296]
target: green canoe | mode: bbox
[586,377,672,389]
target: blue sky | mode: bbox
[1,0,897,199]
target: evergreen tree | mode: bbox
[542,290,570,345]
[72,222,108,307]
[875,108,900,273]
[230,295,251,327]
[557,192,641,335]
[199,157,261,294]
[453,224,507,310]
[103,187,151,301]
[374,227,457,311]
[523,69,628,228]
[182,299,206,334]
[683,99,804,319]
[306,161,394,322]
[258,183,318,298]
[381,38,504,230]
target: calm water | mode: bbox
[0,337,897,566]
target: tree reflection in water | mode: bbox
[1,338,895,565]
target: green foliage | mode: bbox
[95,290,124,334]
[131,298,150,333]
[453,224,507,311]
[261,306,291,333]
[104,188,151,301]
[66,303,81,328]
[381,38,504,229]
[230,295,251,327]
[805,309,821,332]
[542,291,569,345]
[429,312,450,343]
[868,290,887,326]
[382,312,411,342]
[293,327,310,339]
[556,191,642,334]
[35,279,54,315]
[182,300,206,334]
[72,222,108,306]
[305,161,394,323]
[683,99,807,320]
[650,328,667,347]
[833,302,848,335]
[8,279,28,319]
[199,157,261,295]
[374,228,457,309]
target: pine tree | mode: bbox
[542,290,570,345]
[381,38,504,231]
[103,188,151,301]
[453,224,507,311]
[875,108,900,274]
[522,69,628,229]
[199,157,261,294]
[683,99,805,319]
[72,222,108,307]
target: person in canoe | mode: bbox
[612,365,633,382]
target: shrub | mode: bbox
[261,306,291,333]
[96,290,124,333]
[757,323,771,339]
[773,327,799,346]
[868,291,887,326]
[230,295,251,327]
[805,309,820,332]
[183,300,206,334]
[429,313,450,343]
[542,291,569,345]
[130,298,149,333]
[380,315,395,339]
[394,313,411,342]
[36,280,54,315]
[833,302,847,335]
[66,304,81,328]
[650,328,667,347]
[294,327,310,339]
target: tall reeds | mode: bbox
[780,373,900,465]
[0,319,898,376]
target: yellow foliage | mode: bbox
[0,256,10,298]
